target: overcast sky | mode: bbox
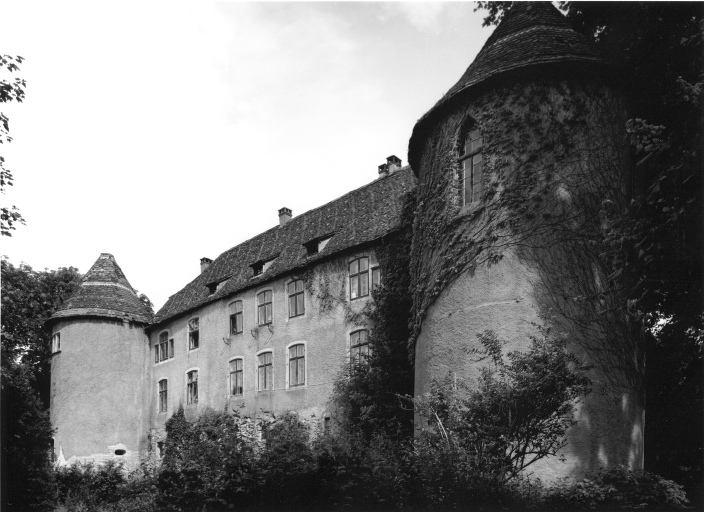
[1,1,492,310]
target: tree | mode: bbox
[1,258,82,510]
[0,55,26,236]
[476,1,702,503]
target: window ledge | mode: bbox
[286,385,307,391]
[51,350,61,356]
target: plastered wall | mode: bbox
[50,317,150,468]
[147,250,378,436]
[411,79,642,482]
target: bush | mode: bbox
[544,466,689,510]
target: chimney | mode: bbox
[386,155,402,173]
[278,207,292,226]
[378,163,389,178]
[200,257,212,273]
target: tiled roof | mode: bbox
[51,253,153,324]
[152,167,416,326]
[409,2,604,171]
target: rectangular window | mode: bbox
[258,352,273,391]
[257,291,273,326]
[186,370,198,404]
[288,280,305,318]
[349,257,369,300]
[169,338,174,358]
[188,318,199,350]
[155,344,160,363]
[372,267,381,290]
[230,359,243,396]
[158,380,168,412]
[288,344,305,387]
[350,330,370,365]
[52,333,61,353]
[230,301,243,335]
[158,332,168,362]
[461,130,483,206]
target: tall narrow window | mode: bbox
[258,352,273,391]
[288,344,305,387]
[460,129,483,205]
[169,338,174,358]
[158,379,168,412]
[155,344,160,363]
[230,301,243,335]
[52,333,61,353]
[257,291,273,326]
[188,318,199,350]
[371,267,381,290]
[158,332,169,362]
[349,257,369,300]
[288,280,305,318]
[350,330,370,365]
[230,359,243,396]
[186,370,198,404]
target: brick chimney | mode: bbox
[387,155,402,173]
[200,257,212,273]
[278,207,292,226]
[378,163,389,178]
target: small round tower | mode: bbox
[49,253,152,468]
[408,3,641,481]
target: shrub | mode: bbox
[544,465,689,510]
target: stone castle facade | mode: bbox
[49,3,643,481]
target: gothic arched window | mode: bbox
[460,129,483,205]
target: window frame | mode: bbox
[371,266,381,290]
[188,317,200,351]
[158,379,168,413]
[52,332,61,354]
[229,300,244,335]
[286,341,307,388]
[229,357,244,397]
[459,128,484,206]
[349,329,370,366]
[257,290,273,326]
[155,331,173,363]
[349,257,370,300]
[287,279,305,318]
[186,368,199,405]
[256,350,273,392]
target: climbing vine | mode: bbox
[409,79,641,392]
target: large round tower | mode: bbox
[408,3,642,481]
[49,253,152,468]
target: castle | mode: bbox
[49,3,643,481]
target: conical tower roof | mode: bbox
[409,2,605,169]
[51,253,152,324]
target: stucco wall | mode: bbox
[411,79,642,481]
[50,317,150,468]
[147,250,379,435]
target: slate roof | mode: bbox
[409,2,605,171]
[152,167,416,327]
[52,253,153,324]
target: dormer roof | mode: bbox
[409,2,605,171]
[51,253,152,324]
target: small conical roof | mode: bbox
[409,2,605,170]
[51,253,152,324]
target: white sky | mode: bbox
[0,1,492,310]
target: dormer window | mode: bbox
[206,277,230,295]
[460,129,483,205]
[304,234,333,257]
[251,257,276,277]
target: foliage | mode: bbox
[0,54,26,236]
[1,258,82,511]
[544,465,689,510]
[415,331,591,481]
[331,191,416,442]
[55,460,158,512]
[1,257,82,401]
[0,362,56,511]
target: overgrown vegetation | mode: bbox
[52,334,687,511]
